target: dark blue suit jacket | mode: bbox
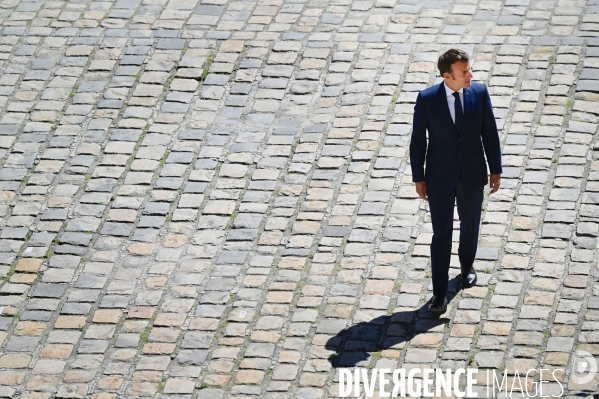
[409,81,502,192]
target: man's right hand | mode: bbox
[415,181,428,202]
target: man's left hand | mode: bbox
[489,174,501,194]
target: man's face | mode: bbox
[444,60,473,89]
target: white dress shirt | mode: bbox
[444,81,464,124]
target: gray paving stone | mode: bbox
[5,337,40,352]
[181,332,214,349]
[32,284,67,298]
[68,289,101,303]
[216,251,247,264]
[20,311,53,321]
[100,222,133,236]
[61,303,93,315]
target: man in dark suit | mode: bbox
[409,48,502,313]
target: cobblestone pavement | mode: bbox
[1,0,599,398]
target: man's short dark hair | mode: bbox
[438,48,470,77]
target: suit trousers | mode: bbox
[427,174,484,298]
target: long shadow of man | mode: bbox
[326,278,462,368]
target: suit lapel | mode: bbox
[463,87,471,114]
[436,82,459,136]
[461,88,470,134]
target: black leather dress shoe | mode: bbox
[429,295,447,313]
[460,264,478,288]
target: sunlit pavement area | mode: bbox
[0,0,598,397]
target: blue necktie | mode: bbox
[452,91,463,131]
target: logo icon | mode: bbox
[570,350,597,386]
